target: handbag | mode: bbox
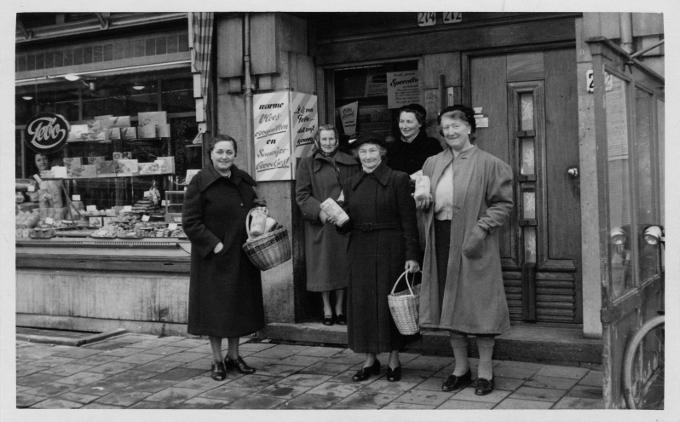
[387,270,421,335]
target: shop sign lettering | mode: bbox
[24,113,70,153]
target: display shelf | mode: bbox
[41,172,174,181]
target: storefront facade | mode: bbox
[15,13,665,406]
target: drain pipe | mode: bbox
[619,13,634,53]
[243,12,254,176]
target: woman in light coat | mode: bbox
[416,105,513,395]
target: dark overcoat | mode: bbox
[295,150,360,292]
[418,146,513,334]
[386,130,442,175]
[182,165,264,338]
[339,162,420,353]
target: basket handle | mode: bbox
[391,270,420,295]
[244,207,268,238]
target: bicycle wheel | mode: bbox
[623,315,664,409]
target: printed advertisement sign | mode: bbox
[337,101,358,137]
[253,91,318,181]
[24,113,71,153]
[387,70,420,109]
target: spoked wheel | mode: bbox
[622,315,665,409]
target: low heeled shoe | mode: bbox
[352,359,381,382]
[225,356,256,374]
[335,314,346,325]
[322,315,334,326]
[386,366,402,382]
[474,378,494,395]
[210,361,226,381]
[441,369,472,391]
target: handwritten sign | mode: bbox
[291,92,318,160]
[387,70,420,109]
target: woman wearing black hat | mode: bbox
[386,103,442,175]
[330,133,421,383]
[416,105,514,395]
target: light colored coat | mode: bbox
[419,146,514,334]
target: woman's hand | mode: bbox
[414,193,432,210]
[319,209,330,224]
[213,242,224,254]
[405,260,420,273]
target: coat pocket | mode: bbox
[462,225,486,259]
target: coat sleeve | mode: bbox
[294,157,322,223]
[182,177,221,258]
[477,158,514,233]
[395,172,421,262]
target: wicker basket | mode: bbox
[387,270,421,335]
[242,209,292,271]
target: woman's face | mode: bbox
[35,154,49,171]
[357,143,383,172]
[440,115,472,152]
[210,140,236,172]
[399,111,422,140]
[318,129,338,154]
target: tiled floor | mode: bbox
[14,333,605,409]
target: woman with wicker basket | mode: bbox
[331,132,421,383]
[182,134,265,381]
[416,105,514,396]
[295,124,360,325]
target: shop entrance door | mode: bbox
[467,49,582,324]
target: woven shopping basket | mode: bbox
[387,270,421,335]
[242,209,292,271]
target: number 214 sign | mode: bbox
[417,12,462,27]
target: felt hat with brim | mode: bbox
[347,132,386,149]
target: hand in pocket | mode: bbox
[462,226,486,259]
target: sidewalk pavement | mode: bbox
[15,332,604,409]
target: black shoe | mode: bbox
[474,378,494,395]
[210,361,226,381]
[441,369,472,391]
[225,356,256,374]
[352,359,380,382]
[386,366,402,382]
[322,315,334,326]
[335,314,346,325]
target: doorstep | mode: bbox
[260,322,602,367]
[16,326,127,347]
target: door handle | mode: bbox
[567,167,579,178]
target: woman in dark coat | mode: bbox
[331,133,420,383]
[386,103,442,175]
[416,105,514,396]
[182,134,264,381]
[295,124,360,325]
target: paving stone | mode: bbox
[30,398,83,408]
[222,374,281,391]
[278,393,343,409]
[392,389,453,407]
[278,372,332,387]
[329,368,380,384]
[297,346,345,357]
[382,402,433,409]
[68,382,125,397]
[35,355,76,367]
[104,369,158,384]
[162,351,208,363]
[300,361,353,376]
[172,375,226,392]
[56,371,108,386]
[112,378,179,394]
[85,341,137,351]
[439,399,495,409]
[180,397,230,408]
[81,402,126,409]
[325,353,365,365]
[252,344,309,359]
[16,365,52,377]
[566,384,602,399]
[258,383,314,399]
[86,360,139,375]
[452,386,511,403]
[144,387,202,403]
[237,342,277,354]
[57,391,101,404]
[95,390,154,407]
[494,398,553,409]
[304,381,363,399]
[17,372,62,387]
[42,363,96,376]
[535,364,589,379]
[22,381,75,397]
[361,378,426,396]
[52,348,101,359]
[509,386,567,402]
[151,366,205,381]
[277,354,323,367]
[553,396,604,409]
[16,393,48,408]
[226,394,286,409]
[493,363,541,380]
[578,370,604,387]
[493,376,524,391]
[180,359,213,370]
[249,362,301,377]
[199,386,251,402]
[117,352,164,365]
[524,375,580,390]
[332,391,399,409]
[75,354,122,365]
[129,400,176,409]
[403,355,451,372]
[136,359,183,373]
[413,376,447,391]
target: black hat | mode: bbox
[348,132,386,149]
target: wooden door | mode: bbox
[468,49,582,324]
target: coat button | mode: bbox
[240,203,244,207]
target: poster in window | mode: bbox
[387,70,420,109]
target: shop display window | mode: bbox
[15,69,201,241]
